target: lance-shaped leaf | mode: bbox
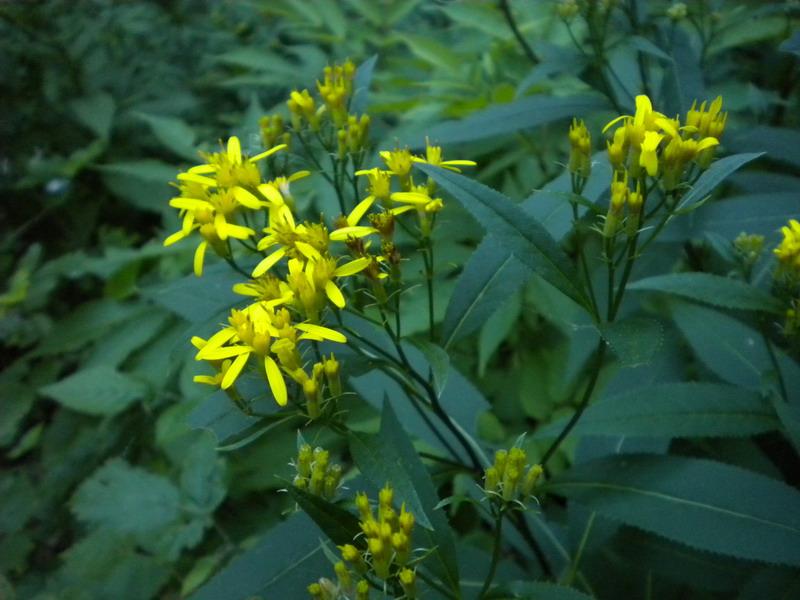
[629,272,784,314]
[287,486,361,547]
[417,163,590,312]
[535,382,779,439]
[674,153,763,213]
[544,454,800,565]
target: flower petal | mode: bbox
[265,356,288,406]
[252,247,286,277]
[194,240,208,277]
[221,351,249,389]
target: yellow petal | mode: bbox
[325,280,345,308]
[227,136,241,163]
[333,257,370,277]
[194,241,208,276]
[330,226,377,241]
[347,197,375,226]
[221,351,249,389]
[250,143,287,162]
[296,323,347,343]
[265,356,288,406]
[234,187,262,209]
[252,248,286,277]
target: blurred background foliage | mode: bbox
[1,0,799,599]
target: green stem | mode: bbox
[422,234,436,342]
[478,510,505,599]
[541,339,607,467]
[564,511,595,586]
[498,0,538,65]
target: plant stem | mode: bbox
[498,0,538,65]
[478,510,505,599]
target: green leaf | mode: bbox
[417,94,610,145]
[658,26,705,116]
[773,401,800,455]
[497,581,595,600]
[151,263,243,323]
[71,458,181,533]
[545,454,800,565]
[408,338,450,397]
[629,273,784,314]
[478,289,521,375]
[780,29,800,57]
[398,32,462,72]
[349,399,460,590]
[441,238,529,349]
[134,113,199,162]
[535,382,779,439]
[417,164,590,312]
[597,317,663,367]
[728,126,800,169]
[287,486,361,547]
[188,513,331,600]
[40,366,148,416]
[669,301,772,390]
[70,92,115,138]
[351,54,378,116]
[674,153,763,213]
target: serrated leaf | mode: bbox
[349,399,460,590]
[498,581,595,600]
[287,486,361,547]
[597,317,663,367]
[773,401,800,455]
[669,301,772,390]
[545,454,800,565]
[134,113,199,161]
[407,338,450,397]
[188,513,330,600]
[40,366,148,416]
[674,153,763,213]
[71,459,181,533]
[441,238,529,349]
[629,273,784,314]
[417,164,590,312]
[151,263,243,323]
[417,94,610,145]
[535,382,779,439]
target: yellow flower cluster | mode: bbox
[600,94,727,237]
[484,447,543,505]
[775,219,800,272]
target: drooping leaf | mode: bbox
[407,338,450,398]
[629,273,784,314]
[674,153,763,213]
[40,366,149,416]
[441,238,529,349]
[497,581,596,600]
[188,513,331,600]
[535,382,779,439]
[70,92,115,139]
[134,113,199,162]
[71,459,181,534]
[287,486,361,547]
[417,163,590,311]
[669,300,771,390]
[349,399,460,591]
[417,94,611,145]
[597,317,664,367]
[545,454,800,565]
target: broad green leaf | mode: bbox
[417,94,611,145]
[478,289,521,375]
[179,433,227,514]
[545,454,800,565]
[351,54,378,116]
[287,486,361,547]
[100,160,176,214]
[70,92,115,138]
[71,459,181,533]
[398,33,462,72]
[189,513,330,600]
[669,301,772,390]
[134,113,199,162]
[727,126,800,169]
[629,273,784,314]
[84,310,172,369]
[674,153,763,213]
[40,366,148,416]
[658,25,706,116]
[773,401,800,455]
[535,382,779,439]
[781,29,800,57]
[441,238,529,349]
[56,531,170,600]
[628,36,672,62]
[151,262,244,322]
[349,399,460,591]
[417,164,590,311]
[597,317,663,367]
[407,338,450,398]
[496,581,595,600]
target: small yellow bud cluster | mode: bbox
[556,0,580,19]
[337,114,371,159]
[318,60,356,126]
[484,448,543,506]
[259,115,290,153]
[336,485,418,593]
[293,444,343,501]
[601,171,643,239]
[568,119,592,180]
[734,232,765,271]
[667,2,688,21]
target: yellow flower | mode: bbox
[411,138,477,173]
[380,149,414,178]
[775,219,800,271]
[179,136,285,191]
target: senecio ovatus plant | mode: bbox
[165,58,798,599]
